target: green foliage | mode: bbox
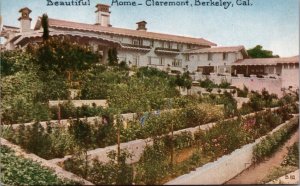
[134,142,169,184]
[0,50,35,77]
[247,45,279,58]
[219,80,231,89]
[68,119,93,149]
[253,118,298,162]
[281,142,299,167]
[107,48,118,66]
[180,103,224,128]
[80,69,128,99]
[42,13,49,41]
[199,78,217,88]
[137,66,170,79]
[1,71,49,124]
[198,119,251,158]
[0,146,76,185]
[37,70,70,101]
[29,37,100,75]
[64,150,133,185]
[237,86,249,97]
[108,76,176,113]
[278,94,297,106]
[220,91,237,117]
[163,131,193,150]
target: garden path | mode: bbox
[225,129,299,184]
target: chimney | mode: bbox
[136,21,147,31]
[95,4,111,27]
[18,7,32,32]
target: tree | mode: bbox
[247,45,279,58]
[41,14,49,41]
[0,50,35,77]
[29,37,100,81]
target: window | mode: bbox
[208,53,213,61]
[172,59,182,67]
[159,57,164,66]
[223,53,228,60]
[150,40,154,47]
[185,55,190,61]
[164,42,171,49]
[132,38,142,46]
[133,56,139,66]
[133,39,139,45]
[187,44,191,49]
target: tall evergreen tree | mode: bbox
[41,14,49,41]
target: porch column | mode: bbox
[101,48,109,64]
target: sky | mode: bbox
[1,0,299,57]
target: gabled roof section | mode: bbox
[1,25,20,37]
[184,45,248,57]
[34,17,216,46]
[233,56,299,66]
[185,45,246,53]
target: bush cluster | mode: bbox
[0,146,77,185]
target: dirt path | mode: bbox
[225,129,299,184]
[174,147,195,164]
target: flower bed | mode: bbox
[253,119,299,162]
[0,146,77,185]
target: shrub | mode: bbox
[253,119,299,162]
[181,103,224,128]
[134,142,169,185]
[237,86,249,97]
[64,150,133,185]
[0,146,76,185]
[281,142,299,167]
[219,80,231,89]
[199,78,217,88]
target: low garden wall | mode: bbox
[48,100,107,108]
[180,86,234,96]
[0,138,94,185]
[165,115,299,185]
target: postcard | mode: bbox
[0,0,299,185]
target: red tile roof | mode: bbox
[233,56,299,66]
[42,18,216,46]
[184,45,245,54]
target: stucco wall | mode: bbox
[232,76,283,97]
[281,68,299,90]
[188,52,240,72]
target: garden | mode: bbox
[1,36,299,185]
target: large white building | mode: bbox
[1,3,299,96]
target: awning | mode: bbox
[232,56,299,66]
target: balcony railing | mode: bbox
[155,47,180,55]
[121,43,151,51]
